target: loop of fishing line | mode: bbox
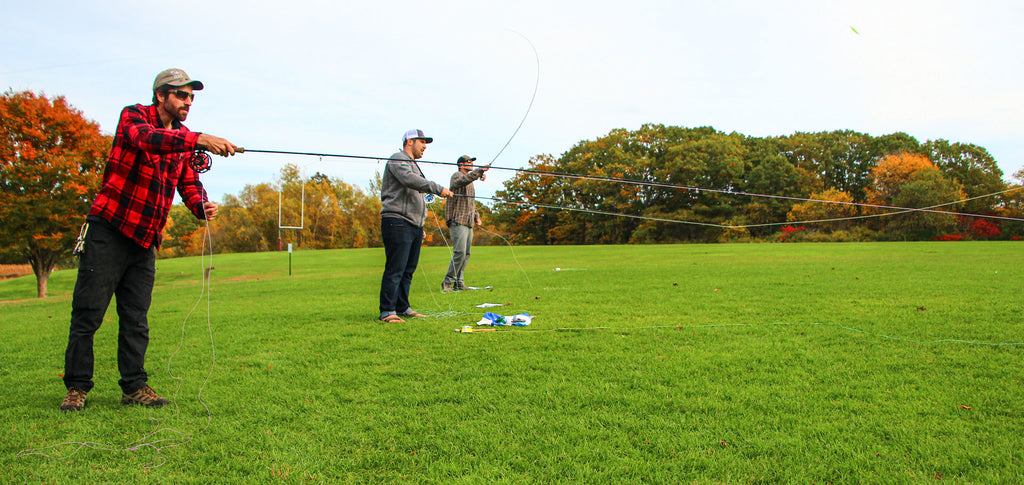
[19,202,219,467]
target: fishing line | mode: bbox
[476,225,534,289]
[475,321,1024,346]
[401,31,539,317]
[123,186,220,467]
[498,169,1024,223]
[17,218,217,466]
[485,174,1024,224]
[415,211,497,321]
[234,148,1024,226]
[239,143,1024,230]
[470,195,727,228]
[485,30,539,166]
[411,206,533,315]
[416,202,460,315]
[18,199,218,467]
[394,199,480,320]
[740,186,1024,228]
[463,190,1024,230]
[151,214,217,465]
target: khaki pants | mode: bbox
[443,223,473,286]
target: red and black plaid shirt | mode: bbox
[88,103,207,249]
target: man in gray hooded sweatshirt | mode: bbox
[378,129,453,322]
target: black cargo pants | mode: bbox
[63,215,156,394]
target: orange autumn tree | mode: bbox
[0,90,110,297]
[867,152,965,239]
[866,152,938,205]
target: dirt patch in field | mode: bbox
[224,275,266,281]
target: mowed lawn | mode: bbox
[2,242,1022,483]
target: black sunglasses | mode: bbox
[168,89,195,101]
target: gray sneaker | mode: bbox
[60,387,88,412]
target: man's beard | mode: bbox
[162,100,189,122]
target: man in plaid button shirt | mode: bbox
[60,68,236,412]
[442,155,489,292]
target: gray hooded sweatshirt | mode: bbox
[380,151,445,227]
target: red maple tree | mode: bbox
[0,90,110,297]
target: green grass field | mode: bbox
[2,242,1023,483]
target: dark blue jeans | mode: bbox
[379,216,423,317]
[64,216,155,394]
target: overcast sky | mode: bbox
[3,1,1022,203]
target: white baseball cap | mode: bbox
[402,129,433,144]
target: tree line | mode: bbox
[489,125,1024,244]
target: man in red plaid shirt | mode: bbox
[60,68,236,412]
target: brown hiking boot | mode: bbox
[455,282,469,291]
[121,385,169,408]
[60,387,88,412]
[442,282,454,293]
